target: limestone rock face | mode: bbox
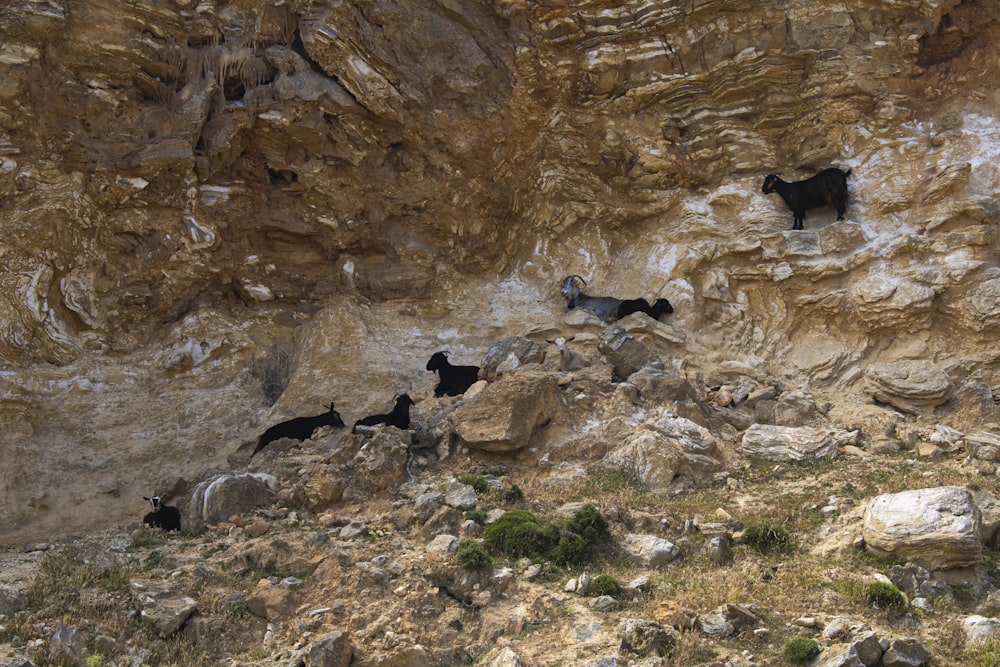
[862,487,984,570]
[1,0,1000,544]
[190,473,277,528]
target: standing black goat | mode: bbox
[617,297,674,320]
[761,168,852,230]
[142,496,181,531]
[426,351,481,397]
[253,403,345,457]
[352,394,414,433]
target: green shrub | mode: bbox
[565,503,613,546]
[782,637,820,664]
[483,505,615,567]
[742,520,791,553]
[455,540,493,570]
[465,509,488,524]
[866,581,906,609]
[483,510,555,559]
[500,483,524,504]
[588,574,621,597]
[457,474,490,494]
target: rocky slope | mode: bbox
[1,0,1000,663]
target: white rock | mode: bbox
[862,486,983,570]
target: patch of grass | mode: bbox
[589,574,621,597]
[456,473,490,494]
[782,637,821,664]
[963,638,1000,667]
[742,521,791,554]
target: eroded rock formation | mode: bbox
[1,0,999,542]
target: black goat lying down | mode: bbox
[617,297,674,320]
[560,275,623,322]
[426,351,480,397]
[253,403,345,457]
[762,167,852,230]
[143,496,181,531]
[561,275,673,322]
[352,394,414,434]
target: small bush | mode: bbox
[465,509,488,524]
[742,520,791,553]
[483,510,555,559]
[457,474,490,494]
[483,505,615,567]
[500,483,524,504]
[866,581,906,609]
[456,540,493,570]
[589,574,621,597]
[782,637,820,664]
[566,503,613,546]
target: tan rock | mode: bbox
[864,361,953,415]
[862,486,983,570]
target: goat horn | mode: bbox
[570,274,587,286]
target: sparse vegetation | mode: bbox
[866,581,907,609]
[456,473,490,493]
[456,539,493,570]
[742,520,791,554]
[782,637,821,664]
[483,504,614,567]
[588,574,621,597]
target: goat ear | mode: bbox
[545,338,554,344]
[565,336,575,342]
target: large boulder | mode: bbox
[864,361,953,415]
[740,424,858,462]
[446,368,560,452]
[603,413,722,490]
[479,336,546,382]
[862,486,983,570]
[190,473,278,528]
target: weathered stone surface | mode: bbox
[603,414,722,490]
[130,580,197,637]
[190,473,277,528]
[621,534,680,569]
[245,579,296,622]
[597,326,662,379]
[880,638,932,667]
[864,361,953,415]
[479,337,547,382]
[963,615,1000,645]
[862,487,983,570]
[740,424,858,462]
[619,619,679,658]
[298,630,353,667]
[447,369,560,452]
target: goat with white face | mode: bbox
[142,495,181,531]
[546,336,592,372]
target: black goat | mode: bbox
[352,394,414,433]
[253,403,345,457]
[426,351,480,397]
[560,275,623,322]
[617,297,674,320]
[142,496,181,531]
[762,168,851,230]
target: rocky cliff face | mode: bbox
[1,0,999,541]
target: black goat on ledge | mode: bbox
[762,167,851,230]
